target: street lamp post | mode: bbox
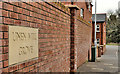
[94,0,97,60]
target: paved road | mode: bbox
[77,45,119,73]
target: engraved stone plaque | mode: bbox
[9,26,38,65]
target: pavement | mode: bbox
[77,45,120,73]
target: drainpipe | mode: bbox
[94,0,97,60]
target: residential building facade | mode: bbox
[92,13,107,55]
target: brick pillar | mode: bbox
[70,8,77,72]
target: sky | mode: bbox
[92,0,120,14]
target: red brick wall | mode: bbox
[0,2,92,72]
[63,2,92,68]
[102,22,106,53]
[103,22,106,45]
[0,25,9,73]
[75,2,92,67]
[76,19,92,68]
[0,2,71,72]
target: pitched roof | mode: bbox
[92,14,106,22]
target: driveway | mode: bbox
[77,45,119,73]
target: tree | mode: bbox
[106,9,120,44]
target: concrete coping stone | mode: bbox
[65,5,80,10]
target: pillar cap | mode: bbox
[65,5,80,10]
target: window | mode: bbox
[96,24,100,32]
[97,39,100,45]
[88,4,91,12]
[80,8,84,18]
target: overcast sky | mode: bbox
[92,0,120,14]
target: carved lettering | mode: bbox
[18,46,34,56]
[12,32,37,41]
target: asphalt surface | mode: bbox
[77,45,119,73]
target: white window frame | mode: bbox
[88,4,91,12]
[97,39,100,45]
[96,24,100,32]
[80,8,84,18]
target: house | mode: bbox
[92,13,107,55]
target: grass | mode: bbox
[106,43,120,46]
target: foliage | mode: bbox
[106,9,120,44]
